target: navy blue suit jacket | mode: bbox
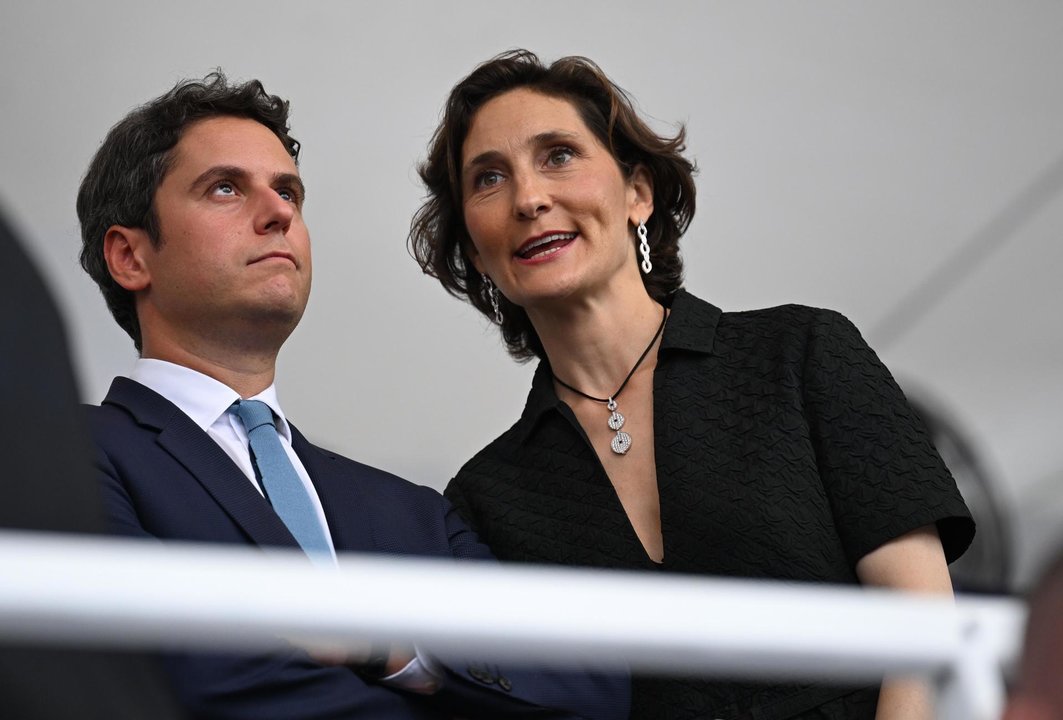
[86,377,628,720]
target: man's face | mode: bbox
[135,115,311,352]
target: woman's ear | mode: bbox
[628,164,655,226]
[463,240,486,276]
[103,225,153,292]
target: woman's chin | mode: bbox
[516,279,599,313]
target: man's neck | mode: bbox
[140,334,279,399]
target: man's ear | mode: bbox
[103,225,152,292]
[628,164,655,226]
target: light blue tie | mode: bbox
[232,399,332,564]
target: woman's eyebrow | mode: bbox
[463,149,504,174]
[529,130,579,146]
[463,130,581,174]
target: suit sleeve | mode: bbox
[93,441,157,541]
[425,494,631,720]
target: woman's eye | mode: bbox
[476,171,503,189]
[546,147,575,167]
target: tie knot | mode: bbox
[232,399,276,433]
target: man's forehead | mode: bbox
[170,116,298,175]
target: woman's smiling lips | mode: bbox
[514,231,578,264]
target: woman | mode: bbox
[409,50,974,720]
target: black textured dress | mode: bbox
[445,290,974,720]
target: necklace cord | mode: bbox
[553,304,668,404]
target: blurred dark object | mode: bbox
[0,210,102,532]
[0,205,182,718]
[910,396,1012,593]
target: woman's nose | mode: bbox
[512,171,551,220]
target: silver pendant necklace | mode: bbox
[553,305,668,455]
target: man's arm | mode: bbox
[85,416,452,719]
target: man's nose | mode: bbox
[254,189,295,235]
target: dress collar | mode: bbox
[513,289,721,444]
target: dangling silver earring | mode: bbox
[637,220,652,274]
[481,273,503,324]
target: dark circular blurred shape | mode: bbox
[909,395,1012,594]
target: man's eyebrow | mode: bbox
[463,130,581,176]
[189,165,249,191]
[273,172,306,201]
[189,166,306,200]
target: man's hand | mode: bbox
[299,638,415,677]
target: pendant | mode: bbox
[607,398,632,455]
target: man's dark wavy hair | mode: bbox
[77,71,299,352]
[409,49,696,361]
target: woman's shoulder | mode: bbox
[666,292,885,385]
[444,417,542,535]
[721,302,852,334]
[674,289,857,337]
[714,299,873,356]
[449,418,527,487]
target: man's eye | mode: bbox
[212,182,236,196]
[277,188,296,202]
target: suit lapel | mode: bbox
[104,377,300,551]
[290,426,376,554]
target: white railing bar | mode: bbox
[0,530,1025,717]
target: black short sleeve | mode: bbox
[803,310,975,566]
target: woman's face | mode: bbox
[460,88,652,310]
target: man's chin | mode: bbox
[226,301,306,345]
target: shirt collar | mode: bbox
[658,288,721,354]
[513,289,721,444]
[129,358,293,442]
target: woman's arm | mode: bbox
[855,524,954,720]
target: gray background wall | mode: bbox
[2,2,1060,585]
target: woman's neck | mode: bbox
[529,282,665,399]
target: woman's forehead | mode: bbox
[463,89,592,161]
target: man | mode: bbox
[1004,546,1063,720]
[77,72,626,720]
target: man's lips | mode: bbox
[515,231,578,260]
[249,251,296,267]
